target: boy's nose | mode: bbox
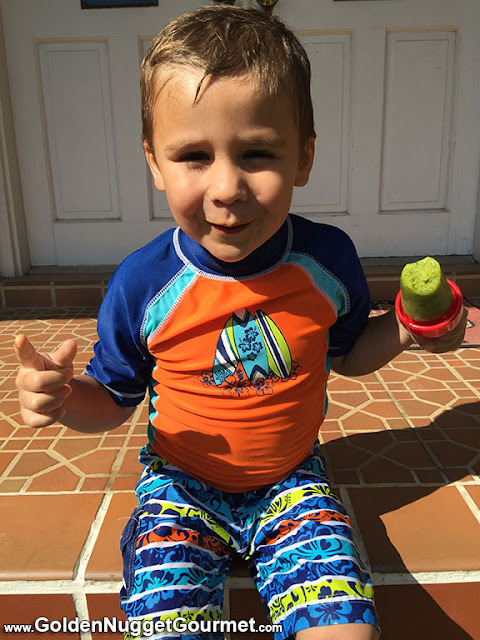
[207,161,247,205]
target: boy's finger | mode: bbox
[415,337,436,352]
[20,405,66,429]
[14,334,45,371]
[49,339,77,370]
[20,386,72,415]
[19,370,72,393]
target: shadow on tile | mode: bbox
[374,583,480,640]
[323,400,480,639]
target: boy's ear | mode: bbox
[143,141,165,192]
[294,137,315,187]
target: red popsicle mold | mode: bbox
[395,279,464,339]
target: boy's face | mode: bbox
[144,67,314,263]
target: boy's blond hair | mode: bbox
[141,4,315,153]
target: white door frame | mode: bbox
[475,184,480,262]
[0,2,29,276]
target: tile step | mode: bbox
[1,263,479,308]
[0,276,479,638]
[0,579,479,639]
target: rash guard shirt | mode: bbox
[86,214,370,491]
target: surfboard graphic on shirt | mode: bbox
[254,310,292,379]
[212,314,241,385]
[212,309,292,386]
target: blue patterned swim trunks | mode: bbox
[120,442,379,639]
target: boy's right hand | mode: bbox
[14,334,77,428]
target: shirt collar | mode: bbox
[174,217,292,278]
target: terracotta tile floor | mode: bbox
[0,280,479,638]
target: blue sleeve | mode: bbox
[290,216,371,358]
[86,265,153,406]
[324,231,371,358]
[86,229,184,406]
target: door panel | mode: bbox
[2,0,479,264]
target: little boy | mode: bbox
[15,5,466,640]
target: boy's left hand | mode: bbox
[412,306,469,353]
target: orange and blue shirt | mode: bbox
[86,215,370,491]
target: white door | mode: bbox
[2,0,480,266]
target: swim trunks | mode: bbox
[120,443,379,639]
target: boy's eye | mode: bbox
[178,152,210,163]
[244,150,276,159]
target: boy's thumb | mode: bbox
[50,339,77,369]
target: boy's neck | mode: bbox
[175,216,292,278]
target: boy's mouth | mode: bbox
[209,222,252,236]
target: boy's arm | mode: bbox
[330,306,468,377]
[15,334,134,432]
[61,375,135,433]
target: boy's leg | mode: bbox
[248,446,380,640]
[120,451,235,639]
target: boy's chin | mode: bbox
[193,231,260,263]
[205,246,255,263]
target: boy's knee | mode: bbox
[295,624,379,640]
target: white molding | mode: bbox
[292,31,353,216]
[36,39,120,222]
[0,3,29,276]
[139,37,171,222]
[474,171,480,262]
[380,29,458,213]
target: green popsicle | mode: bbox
[400,257,453,322]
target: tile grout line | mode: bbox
[0,489,135,496]
[73,591,93,640]
[0,580,122,595]
[327,481,480,489]
[222,578,232,640]
[373,357,479,485]
[445,348,480,398]
[3,570,480,597]
[371,368,453,485]
[371,570,480,585]
[372,369,412,426]
[456,484,480,525]
[339,487,373,574]
[20,444,84,494]
[73,491,114,582]
[72,436,135,580]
